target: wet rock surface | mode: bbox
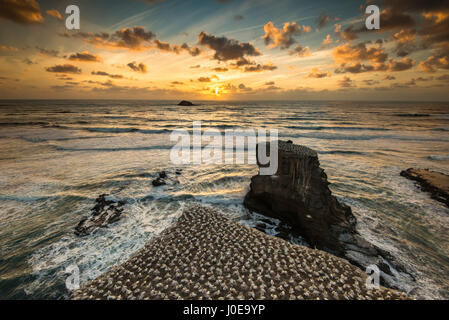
[72,205,409,300]
[75,194,125,236]
[401,168,449,208]
[244,141,414,290]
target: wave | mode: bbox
[285,126,389,131]
[318,150,366,155]
[394,113,430,117]
[428,154,449,161]
[53,145,173,152]
[281,132,449,142]
[0,121,50,127]
[20,136,114,143]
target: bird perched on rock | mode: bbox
[71,205,410,301]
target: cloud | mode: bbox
[418,51,449,72]
[321,34,332,46]
[0,45,18,51]
[387,57,415,71]
[243,62,277,72]
[234,15,244,21]
[238,83,252,91]
[127,61,147,73]
[317,13,332,28]
[46,9,61,20]
[74,27,155,51]
[265,81,275,85]
[112,26,156,50]
[338,76,355,88]
[335,24,358,41]
[363,79,380,86]
[91,71,124,79]
[153,39,202,56]
[307,67,331,78]
[333,42,387,64]
[0,0,43,25]
[68,51,102,63]
[198,77,212,82]
[333,42,389,74]
[335,57,415,74]
[378,8,416,31]
[198,31,261,61]
[46,64,82,74]
[384,75,396,80]
[190,64,201,68]
[22,58,35,65]
[420,14,449,46]
[230,57,253,67]
[335,62,379,74]
[213,67,228,72]
[262,21,309,49]
[391,29,418,56]
[36,46,59,57]
[289,45,311,57]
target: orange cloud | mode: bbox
[127,61,147,73]
[307,67,331,78]
[0,45,18,51]
[46,64,82,74]
[68,51,103,63]
[46,9,62,20]
[262,21,306,49]
[0,0,43,25]
[198,31,261,61]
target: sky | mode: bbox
[0,0,448,100]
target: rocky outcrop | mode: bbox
[244,141,413,289]
[401,168,449,208]
[152,171,167,186]
[178,100,196,106]
[74,194,125,236]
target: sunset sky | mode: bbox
[0,0,448,100]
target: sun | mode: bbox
[215,87,220,96]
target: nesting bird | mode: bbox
[71,205,409,301]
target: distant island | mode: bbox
[178,100,196,106]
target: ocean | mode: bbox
[0,100,448,299]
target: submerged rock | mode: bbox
[177,100,196,106]
[152,177,166,186]
[72,205,409,300]
[244,141,414,289]
[152,171,168,186]
[75,194,125,236]
[400,168,449,208]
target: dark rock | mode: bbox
[152,177,166,186]
[400,168,449,208]
[244,141,356,254]
[244,140,414,290]
[75,195,125,236]
[159,171,167,179]
[175,169,182,175]
[178,100,196,106]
